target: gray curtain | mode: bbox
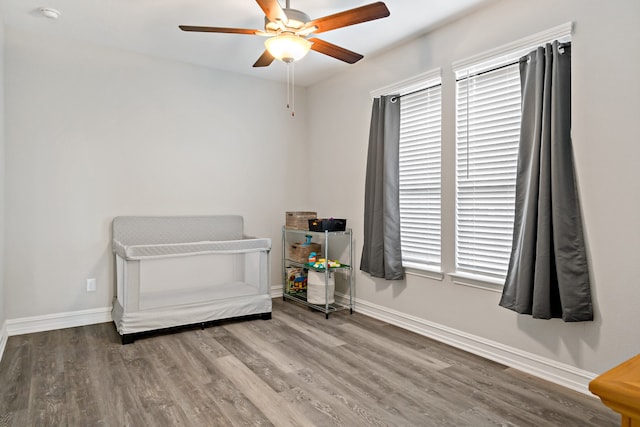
[360,95,404,280]
[499,41,593,321]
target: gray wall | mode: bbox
[4,27,310,319]
[0,17,5,333]
[307,0,640,375]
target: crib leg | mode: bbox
[261,312,272,320]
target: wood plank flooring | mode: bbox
[0,298,618,426]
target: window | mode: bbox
[371,71,443,274]
[399,84,442,272]
[366,22,572,287]
[454,64,520,281]
[452,22,572,284]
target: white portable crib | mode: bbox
[111,215,272,344]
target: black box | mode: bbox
[308,218,347,232]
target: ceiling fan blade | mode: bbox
[307,2,390,34]
[309,38,364,64]
[179,25,258,35]
[255,0,288,23]
[253,50,275,67]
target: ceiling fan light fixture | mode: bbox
[265,34,312,63]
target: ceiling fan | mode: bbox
[179,0,390,67]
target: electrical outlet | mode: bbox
[86,278,96,292]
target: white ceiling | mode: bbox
[0,0,491,87]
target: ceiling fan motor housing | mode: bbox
[264,8,310,32]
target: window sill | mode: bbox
[403,264,444,281]
[448,272,504,293]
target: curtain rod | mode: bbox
[390,83,442,103]
[455,41,571,82]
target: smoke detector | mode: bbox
[39,7,61,19]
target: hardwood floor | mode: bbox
[0,298,618,426]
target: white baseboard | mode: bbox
[0,320,8,363]
[6,307,112,337]
[350,296,596,395]
[271,284,284,298]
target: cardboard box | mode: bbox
[286,267,308,294]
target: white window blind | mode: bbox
[399,85,442,271]
[455,64,520,280]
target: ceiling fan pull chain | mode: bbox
[286,62,290,110]
[284,61,295,117]
[291,61,295,117]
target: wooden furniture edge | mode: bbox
[589,354,640,423]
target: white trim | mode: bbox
[271,284,284,298]
[370,68,441,98]
[0,321,8,362]
[6,307,112,336]
[453,22,573,77]
[405,267,444,281]
[352,297,596,395]
[334,290,350,306]
[449,272,504,293]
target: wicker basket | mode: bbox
[286,211,317,230]
[289,242,321,263]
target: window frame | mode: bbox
[450,22,573,289]
[371,70,443,279]
[453,60,521,283]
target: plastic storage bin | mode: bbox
[308,218,347,232]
